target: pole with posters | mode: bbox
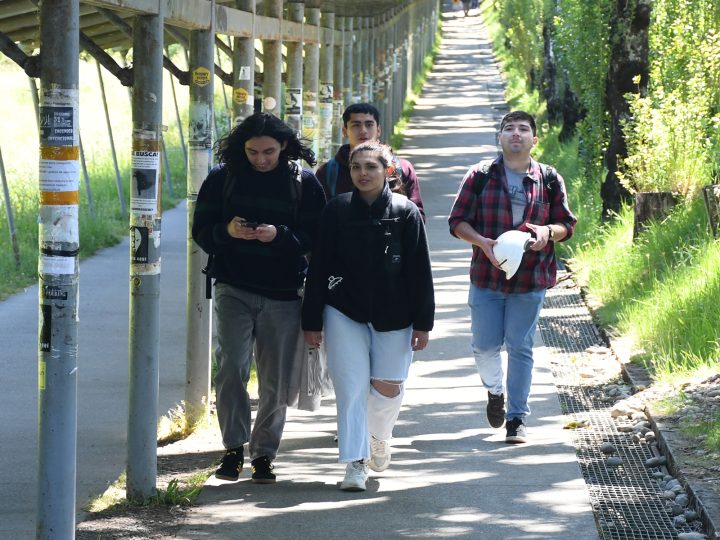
[262,0,283,116]
[127,5,165,501]
[318,8,334,164]
[303,0,321,157]
[36,1,80,537]
[185,26,215,427]
[232,0,256,125]
[285,1,304,134]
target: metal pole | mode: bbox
[78,133,95,218]
[36,1,79,537]
[318,8,334,163]
[217,41,232,132]
[185,26,215,428]
[360,17,372,103]
[127,4,164,501]
[28,76,41,133]
[332,15,345,154]
[169,69,189,171]
[285,1,304,134]
[160,134,174,197]
[343,16,353,107]
[0,146,21,268]
[352,17,362,103]
[303,0,321,159]
[262,0,283,116]
[232,0,256,126]
[96,59,127,218]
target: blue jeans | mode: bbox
[323,306,413,463]
[468,285,546,420]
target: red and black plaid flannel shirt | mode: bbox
[448,155,577,293]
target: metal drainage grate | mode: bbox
[539,282,702,539]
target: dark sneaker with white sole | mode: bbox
[505,417,527,444]
[251,456,276,484]
[215,447,244,480]
[486,392,506,428]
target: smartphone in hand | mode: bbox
[242,221,259,229]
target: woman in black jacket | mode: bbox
[302,141,434,492]
[192,112,326,484]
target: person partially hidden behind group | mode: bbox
[192,112,326,484]
[302,141,435,491]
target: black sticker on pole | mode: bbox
[40,304,52,352]
[41,285,68,301]
[39,106,75,147]
[130,226,149,264]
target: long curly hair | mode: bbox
[214,112,316,178]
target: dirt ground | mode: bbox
[76,416,224,540]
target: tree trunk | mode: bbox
[541,4,583,140]
[602,0,651,221]
[634,191,678,239]
[702,184,720,239]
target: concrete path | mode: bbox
[0,202,188,537]
[174,10,597,540]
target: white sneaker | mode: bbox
[340,460,368,491]
[369,436,391,472]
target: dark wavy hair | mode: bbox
[349,141,405,195]
[499,110,537,136]
[214,112,316,177]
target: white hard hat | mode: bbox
[492,230,533,279]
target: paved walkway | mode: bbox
[0,7,600,540]
[174,10,597,539]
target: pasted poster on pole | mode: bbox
[130,150,160,215]
[285,87,302,115]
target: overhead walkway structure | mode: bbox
[0,1,439,537]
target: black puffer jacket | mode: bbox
[302,183,434,332]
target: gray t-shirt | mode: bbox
[504,166,527,227]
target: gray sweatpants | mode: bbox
[214,283,302,460]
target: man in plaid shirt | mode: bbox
[448,110,577,443]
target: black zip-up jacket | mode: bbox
[192,163,326,300]
[302,183,435,332]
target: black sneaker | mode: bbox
[251,456,276,484]
[505,417,527,444]
[215,447,244,480]
[486,392,506,428]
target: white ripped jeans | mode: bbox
[323,306,413,463]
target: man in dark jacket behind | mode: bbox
[315,103,425,221]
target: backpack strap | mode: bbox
[472,159,557,198]
[471,159,494,196]
[203,253,214,299]
[325,158,339,197]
